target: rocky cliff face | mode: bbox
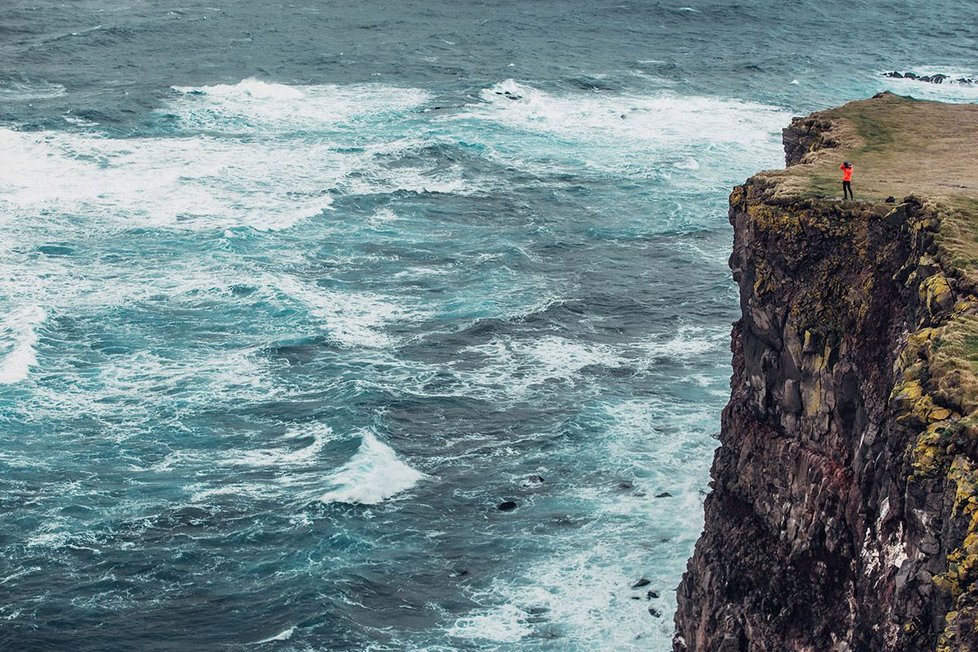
[675,104,978,651]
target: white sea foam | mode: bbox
[368,207,399,226]
[271,275,423,348]
[0,306,46,384]
[637,326,722,362]
[601,399,715,488]
[450,336,624,400]
[0,79,469,235]
[0,128,336,232]
[198,78,305,100]
[449,531,677,647]
[444,325,723,402]
[453,80,791,182]
[447,397,716,649]
[514,336,624,381]
[25,514,103,552]
[253,626,296,643]
[189,482,271,503]
[97,348,272,406]
[223,424,336,468]
[0,129,465,233]
[27,344,284,441]
[170,78,431,135]
[0,80,67,101]
[62,114,100,127]
[447,603,533,643]
[319,431,424,505]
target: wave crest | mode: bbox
[320,431,424,505]
[0,305,46,384]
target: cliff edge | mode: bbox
[675,92,978,651]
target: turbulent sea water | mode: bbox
[1,1,976,649]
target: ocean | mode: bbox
[1,1,976,649]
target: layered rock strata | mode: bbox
[676,95,978,651]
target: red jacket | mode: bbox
[840,164,853,182]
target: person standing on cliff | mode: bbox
[840,161,854,200]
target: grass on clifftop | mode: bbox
[775,92,978,206]
[770,93,978,288]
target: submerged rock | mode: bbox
[497,500,518,512]
[631,578,651,589]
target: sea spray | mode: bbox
[0,306,46,384]
[320,431,425,505]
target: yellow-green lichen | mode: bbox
[737,94,978,646]
[921,273,954,317]
[936,458,978,650]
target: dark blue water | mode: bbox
[1,1,976,649]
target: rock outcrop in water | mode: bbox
[883,71,977,85]
[675,93,978,650]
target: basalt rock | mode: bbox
[782,116,841,166]
[675,99,978,651]
[883,71,976,85]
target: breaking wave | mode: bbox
[320,431,425,505]
[0,306,46,384]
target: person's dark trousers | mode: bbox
[843,180,853,200]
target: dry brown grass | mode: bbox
[771,92,978,204]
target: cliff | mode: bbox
[675,93,978,651]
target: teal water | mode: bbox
[1,2,977,649]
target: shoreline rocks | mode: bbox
[882,71,976,85]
